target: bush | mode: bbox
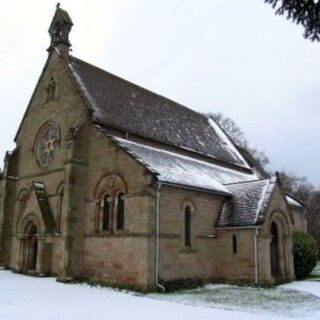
[160,278,203,292]
[292,231,318,279]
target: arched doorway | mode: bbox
[22,223,38,273]
[270,221,279,278]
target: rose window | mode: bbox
[35,123,60,166]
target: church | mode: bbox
[0,5,307,289]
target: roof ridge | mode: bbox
[69,56,251,168]
[111,135,254,177]
[224,178,269,186]
[286,193,305,206]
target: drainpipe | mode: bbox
[254,227,259,286]
[155,182,165,292]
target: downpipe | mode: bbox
[254,227,259,286]
[155,182,165,292]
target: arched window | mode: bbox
[46,77,56,102]
[102,195,111,231]
[17,189,29,217]
[232,235,237,254]
[116,193,125,230]
[184,205,191,247]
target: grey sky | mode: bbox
[1,0,319,186]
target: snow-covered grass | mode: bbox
[309,262,320,280]
[149,283,320,318]
[1,269,320,320]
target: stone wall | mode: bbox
[0,48,299,289]
[157,186,256,283]
[71,123,156,287]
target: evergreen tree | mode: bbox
[265,0,320,41]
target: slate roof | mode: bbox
[217,178,277,227]
[69,57,249,169]
[65,55,281,227]
[110,136,258,196]
[286,195,305,209]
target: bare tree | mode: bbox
[205,112,270,169]
[278,170,320,251]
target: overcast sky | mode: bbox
[1,0,319,186]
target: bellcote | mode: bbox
[47,3,73,58]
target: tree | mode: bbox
[205,112,270,169]
[278,170,320,252]
[207,112,246,147]
[292,231,318,278]
[265,0,320,41]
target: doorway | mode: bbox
[270,221,279,278]
[22,224,38,272]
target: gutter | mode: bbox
[159,181,231,198]
[155,182,165,292]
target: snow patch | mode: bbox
[208,118,250,168]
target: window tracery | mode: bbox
[94,174,127,233]
[35,122,60,167]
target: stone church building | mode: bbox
[0,6,307,288]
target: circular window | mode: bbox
[35,123,60,167]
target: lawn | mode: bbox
[149,283,320,318]
[0,266,320,320]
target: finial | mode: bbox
[56,2,60,9]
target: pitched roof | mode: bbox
[286,194,305,209]
[110,135,258,195]
[217,178,277,227]
[236,145,269,179]
[69,57,249,169]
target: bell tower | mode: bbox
[48,3,73,58]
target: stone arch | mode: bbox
[17,213,43,236]
[267,210,292,237]
[93,173,127,233]
[17,213,43,274]
[94,173,127,199]
[180,198,197,213]
[267,210,293,280]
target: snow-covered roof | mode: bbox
[111,137,259,195]
[69,56,250,169]
[286,195,304,209]
[217,178,277,227]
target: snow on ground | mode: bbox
[149,282,320,318]
[0,269,320,320]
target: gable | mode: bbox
[13,51,89,175]
[15,52,88,146]
[69,57,250,169]
[16,182,56,234]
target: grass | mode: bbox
[148,284,320,317]
[305,262,320,281]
